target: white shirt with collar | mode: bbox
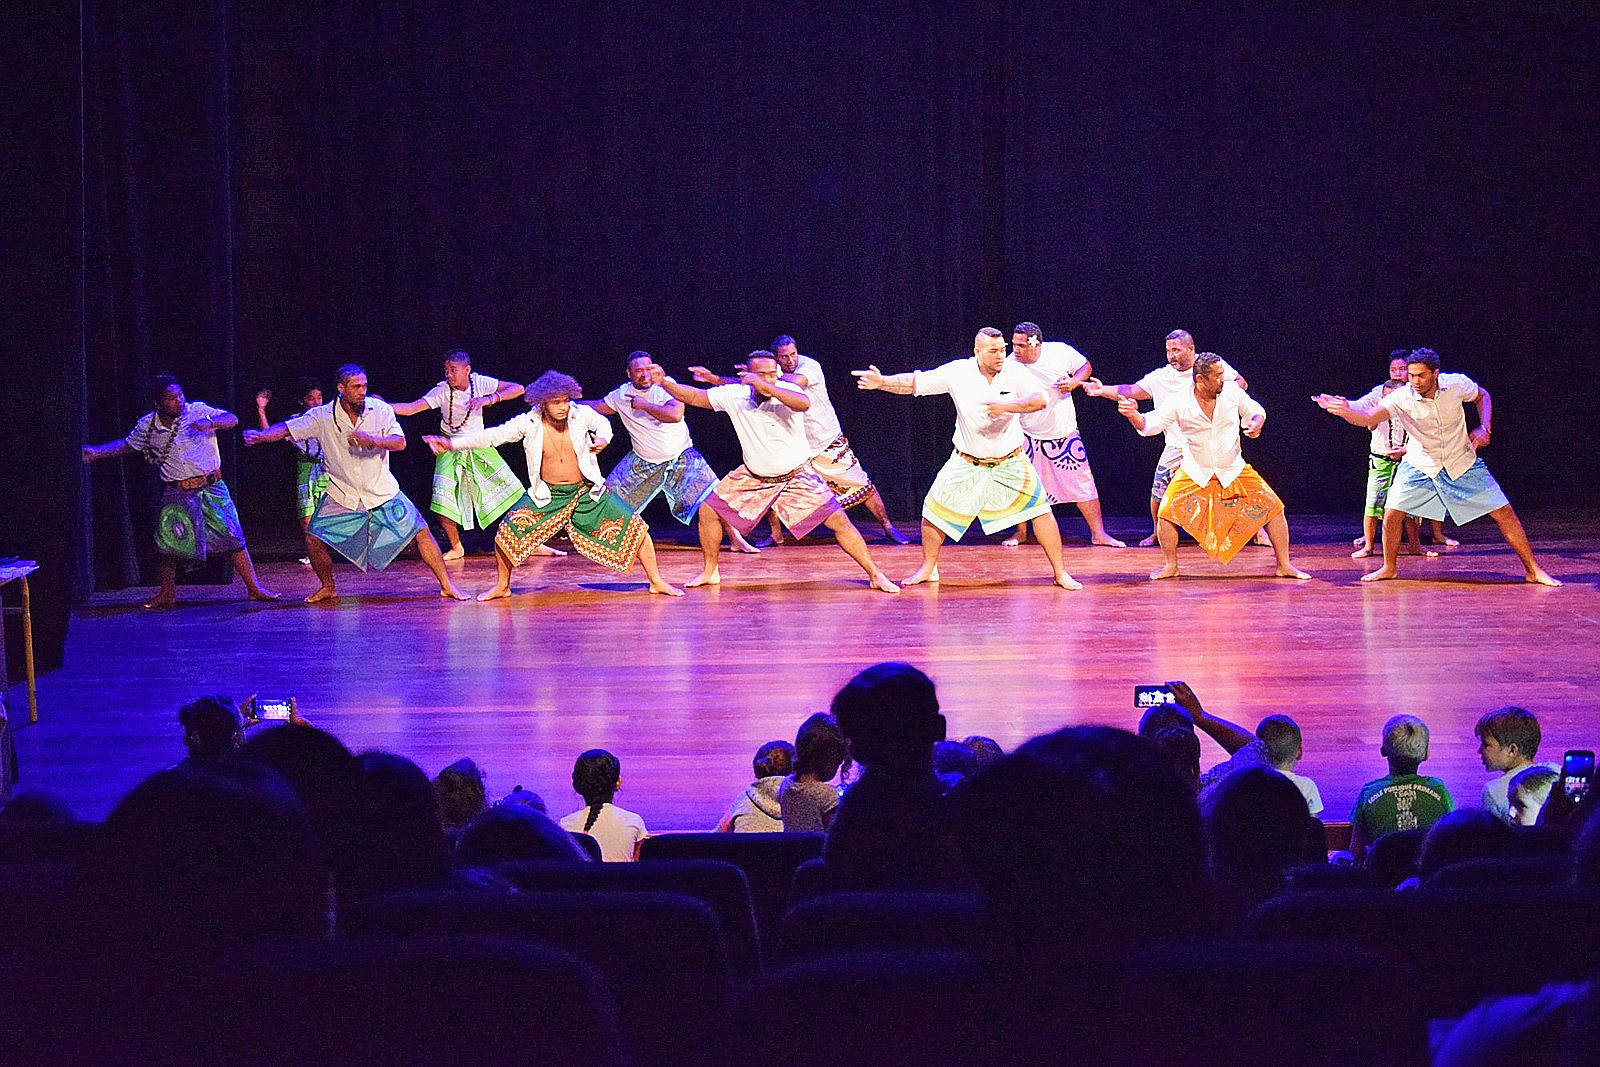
[706,382,813,477]
[1137,380,1266,488]
[125,402,228,482]
[1136,359,1240,464]
[913,357,1043,459]
[287,398,403,511]
[449,403,614,506]
[602,382,692,463]
[1013,342,1089,440]
[1377,372,1482,479]
[792,354,844,453]
[422,372,502,438]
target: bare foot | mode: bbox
[1054,573,1083,590]
[1001,536,1022,548]
[440,585,471,601]
[1276,565,1313,580]
[1440,536,1460,547]
[686,571,720,588]
[649,581,686,597]
[142,593,177,609]
[1352,535,1367,547]
[1526,569,1563,587]
[476,586,512,602]
[1350,545,1374,559]
[1091,535,1128,548]
[304,586,338,604]
[869,572,901,594]
[1149,564,1179,581]
[1138,533,1159,548]
[1251,531,1271,547]
[441,545,466,561]
[532,543,566,557]
[729,532,761,554]
[770,532,787,546]
[248,587,281,602]
[883,527,911,545]
[902,565,940,586]
[1360,566,1399,583]
[1399,546,1438,557]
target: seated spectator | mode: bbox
[825,662,957,889]
[715,740,794,832]
[1508,766,1559,827]
[1349,714,1453,862]
[962,735,1004,771]
[433,758,489,833]
[778,713,847,832]
[238,723,363,891]
[493,784,547,813]
[1475,706,1543,823]
[176,695,244,767]
[1255,713,1323,816]
[0,790,76,826]
[1137,682,1271,798]
[558,749,646,861]
[1202,765,1315,927]
[459,804,589,867]
[1149,727,1202,794]
[1416,808,1513,882]
[350,751,451,899]
[933,739,977,789]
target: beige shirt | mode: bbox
[287,398,402,511]
[1377,372,1482,479]
[125,402,228,482]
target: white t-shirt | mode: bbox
[559,803,647,862]
[793,354,844,452]
[423,373,501,437]
[125,402,228,482]
[1283,770,1325,816]
[1013,342,1088,440]
[604,382,692,463]
[706,382,813,477]
[1137,380,1266,488]
[1136,359,1240,460]
[1377,372,1483,479]
[1482,763,1553,824]
[1355,381,1409,457]
[912,357,1043,459]
[286,398,402,511]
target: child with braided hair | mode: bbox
[558,749,647,861]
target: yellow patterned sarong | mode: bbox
[1158,464,1283,564]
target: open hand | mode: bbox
[1312,394,1349,414]
[852,365,885,390]
[688,366,718,384]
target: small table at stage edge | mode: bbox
[0,561,40,723]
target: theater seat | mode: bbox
[343,888,729,1066]
[1426,855,1573,889]
[780,891,985,963]
[638,831,823,949]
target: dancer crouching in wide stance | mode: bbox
[245,364,467,602]
[653,353,899,593]
[853,327,1081,589]
[426,371,683,599]
[1101,353,1309,581]
[1314,348,1559,586]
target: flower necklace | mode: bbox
[143,403,188,469]
[441,375,479,435]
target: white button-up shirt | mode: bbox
[125,402,227,482]
[287,398,402,511]
[1137,380,1265,488]
[450,403,614,506]
[1136,359,1240,463]
[793,354,844,453]
[913,357,1043,459]
[1377,372,1482,479]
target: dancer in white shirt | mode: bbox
[1113,353,1310,581]
[1315,348,1560,586]
[853,328,1081,589]
[245,364,468,602]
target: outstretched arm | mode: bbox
[851,365,916,394]
[687,366,738,387]
[750,374,810,412]
[1312,393,1389,429]
[1167,682,1257,755]
[1082,378,1152,402]
[653,365,715,410]
[577,398,619,416]
[1469,389,1492,450]
[81,438,134,463]
[389,397,432,417]
[243,423,292,446]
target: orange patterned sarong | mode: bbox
[1157,464,1283,564]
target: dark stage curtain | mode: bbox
[10,1,1598,630]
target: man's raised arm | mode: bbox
[851,365,916,394]
[652,365,715,410]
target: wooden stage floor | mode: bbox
[13,513,1600,828]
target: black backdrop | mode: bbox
[5,2,1598,671]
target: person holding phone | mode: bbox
[853,327,1081,589]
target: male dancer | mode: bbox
[1113,353,1309,581]
[1085,330,1254,547]
[82,376,278,608]
[427,371,683,599]
[690,336,908,545]
[1314,348,1559,586]
[582,350,760,560]
[1002,321,1125,549]
[852,328,1081,589]
[256,380,328,564]
[654,353,899,592]
[1348,351,1449,558]
[244,364,468,602]
[390,350,527,559]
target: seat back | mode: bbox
[781,891,985,963]
[639,832,823,949]
[1426,855,1573,889]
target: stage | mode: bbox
[11,513,1598,828]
